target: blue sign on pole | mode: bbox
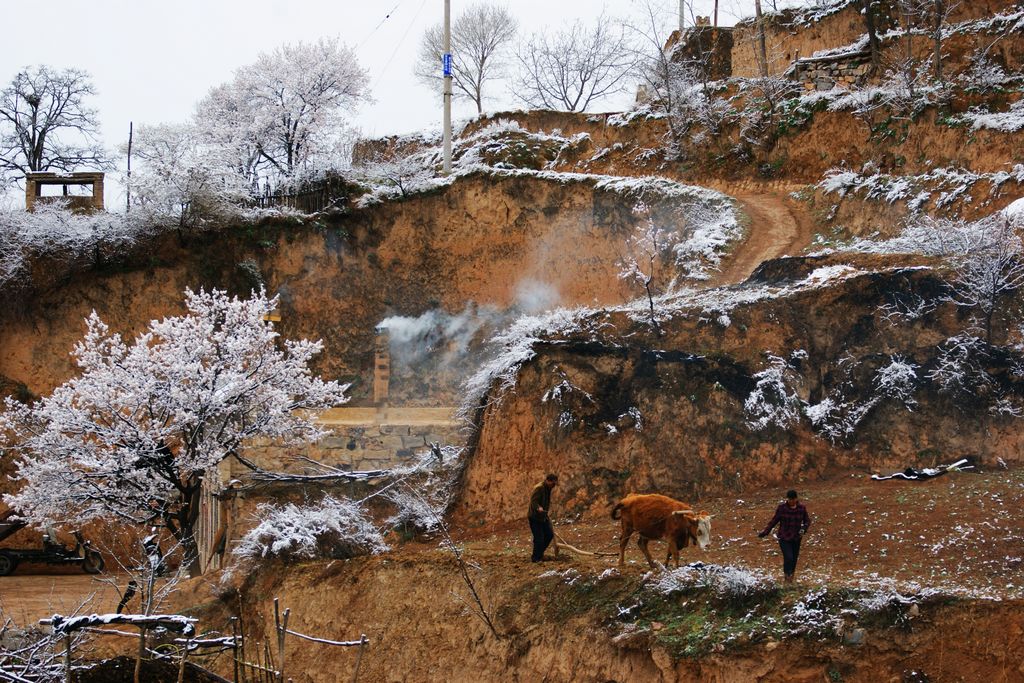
[443,53,453,77]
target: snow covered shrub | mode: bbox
[806,356,920,442]
[928,333,993,396]
[235,496,387,562]
[783,587,845,637]
[385,445,464,534]
[856,579,939,627]
[0,203,149,288]
[873,356,919,407]
[737,76,800,149]
[353,151,437,200]
[960,54,1011,92]
[649,563,776,605]
[744,355,802,431]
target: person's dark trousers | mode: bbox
[529,517,554,561]
[779,537,801,576]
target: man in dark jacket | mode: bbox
[527,474,558,562]
[758,489,811,584]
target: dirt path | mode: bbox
[711,188,818,286]
[0,573,126,626]
[455,466,1024,601]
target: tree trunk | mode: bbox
[861,0,882,73]
[754,0,769,77]
[173,479,204,577]
[933,0,945,82]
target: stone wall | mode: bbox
[790,50,872,91]
[731,2,877,77]
[235,407,462,475]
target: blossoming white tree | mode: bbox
[227,38,370,177]
[0,288,348,575]
[126,123,249,229]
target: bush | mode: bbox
[234,495,387,563]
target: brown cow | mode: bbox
[611,493,712,568]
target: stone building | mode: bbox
[25,172,104,213]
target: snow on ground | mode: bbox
[816,164,1024,216]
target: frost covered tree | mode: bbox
[0,202,142,287]
[0,288,349,576]
[354,151,435,199]
[620,202,672,336]
[126,123,249,229]
[225,38,370,177]
[513,15,637,112]
[414,3,518,114]
[0,66,109,187]
[942,215,1024,344]
[194,82,265,190]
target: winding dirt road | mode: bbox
[708,184,818,286]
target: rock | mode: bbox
[765,640,779,651]
[844,628,867,646]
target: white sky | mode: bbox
[0,0,778,206]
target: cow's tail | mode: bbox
[610,502,625,520]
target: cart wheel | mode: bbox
[82,550,104,574]
[0,551,17,576]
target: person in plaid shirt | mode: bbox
[758,489,811,584]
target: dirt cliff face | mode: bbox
[209,550,1024,683]
[0,172,649,404]
[457,253,1024,526]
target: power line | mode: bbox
[358,2,404,49]
[371,0,429,90]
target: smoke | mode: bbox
[376,279,563,402]
[378,303,500,368]
[514,279,560,315]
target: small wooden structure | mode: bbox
[25,172,104,213]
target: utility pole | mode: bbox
[442,0,453,175]
[679,0,685,31]
[126,121,133,212]
[754,0,769,77]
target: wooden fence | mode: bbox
[254,176,357,214]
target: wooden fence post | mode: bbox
[177,637,191,683]
[350,634,368,683]
[274,598,290,683]
[64,633,72,683]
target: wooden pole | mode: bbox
[126,121,133,212]
[350,635,368,683]
[134,627,147,683]
[273,599,290,683]
[231,618,241,683]
[177,637,191,683]
[754,0,769,76]
[64,633,72,683]
[237,598,248,683]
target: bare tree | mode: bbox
[414,3,518,114]
[0,66,109,186]
[513,15,637,112]
[619,202,671,336]
[943,215,1024,345]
